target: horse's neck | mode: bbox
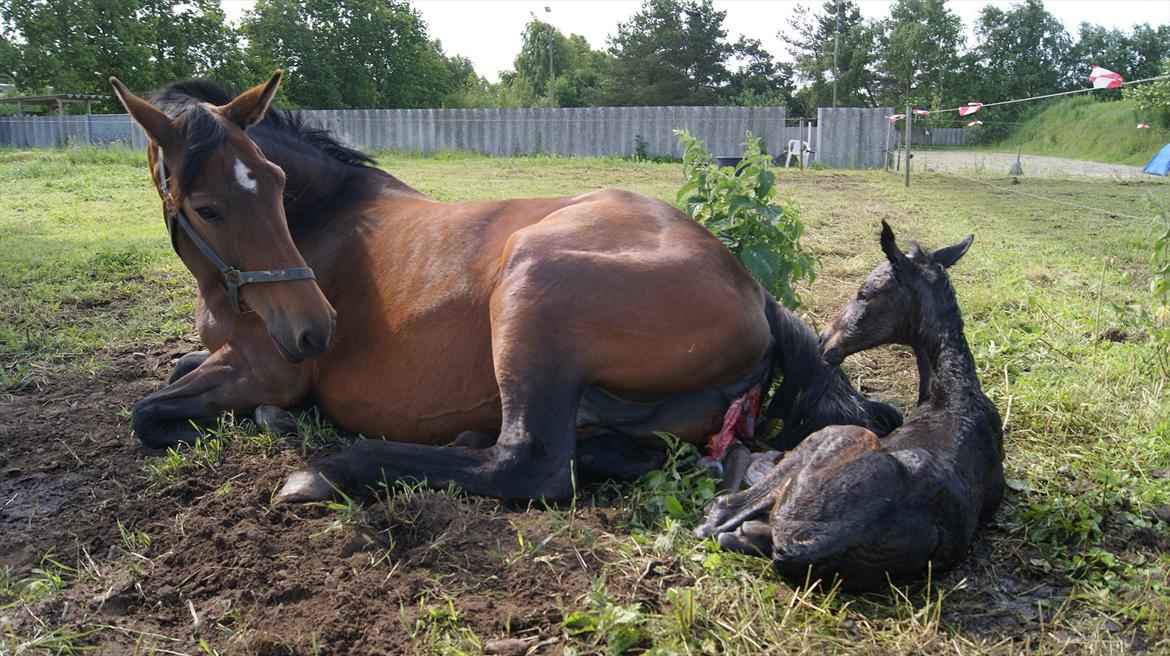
[252,135,423,230]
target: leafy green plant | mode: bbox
[674,129,815,308]
[563,580,647,655]
[1125,58,1170,128]
[624,432,718,531]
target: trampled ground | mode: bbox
[1,149,1168,654]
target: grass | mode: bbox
[1,146,1169,653]
[987,96,1167,166]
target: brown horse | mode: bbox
[695,222,1004,591]
[110,72,900,503]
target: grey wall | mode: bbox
[291,106,787,158]
[815,107,895,169]
[0,106,786,158]
[0,106,953,168]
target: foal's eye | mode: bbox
[195,207,222,222]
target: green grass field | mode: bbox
[987,96,1167,166]
[1,147,1169,654]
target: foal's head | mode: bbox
[819,221,973,366]
[109,72,336,362]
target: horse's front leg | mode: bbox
[132,342,311,448]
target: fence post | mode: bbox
[884,117,892,172]
[904,105,912,188]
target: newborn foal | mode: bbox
[694,222,1004,591]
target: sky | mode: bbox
[220,0,1170,83]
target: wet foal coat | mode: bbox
[696,223,1004,590]
[112,73,899,503]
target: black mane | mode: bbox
[150,79,375,194]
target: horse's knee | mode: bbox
[169,350,211,384]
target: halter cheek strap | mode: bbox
[155,146,316,314]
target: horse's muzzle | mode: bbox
[270,310,336,363]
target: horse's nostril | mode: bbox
[298,329,326,356]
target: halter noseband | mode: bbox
[155,146,316,314]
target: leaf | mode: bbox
[663,495,685,518]
[741,243,780,286]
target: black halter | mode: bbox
[155,146,316,314]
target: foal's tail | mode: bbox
[761,297,902,449]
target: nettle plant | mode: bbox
[674,129,815,309]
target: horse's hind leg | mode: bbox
[576,431,667,482]
[276,365,584,502]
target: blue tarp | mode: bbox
[1144,142,1170,176]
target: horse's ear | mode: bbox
[109,76,179,151]
[220,70,282,131]
[932,234,974,269]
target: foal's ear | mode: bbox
[879,220,907,267]
[931,234,974,269]
[220,70,282,131]
[109,76,179,151]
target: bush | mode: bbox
[674,129,815,309]
[1125,58,1170,128]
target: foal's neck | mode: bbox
[913,290,980,405]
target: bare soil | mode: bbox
[0,345,638,654]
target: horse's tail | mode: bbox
[760,296,902,449]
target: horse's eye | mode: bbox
[196,207,222,222]
[856,290,868,301]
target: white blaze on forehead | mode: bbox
[233,159,258,193]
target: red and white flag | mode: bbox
[1089,66,1124,89]
[888,114,905,122]
[958,103,983,117]
[912,108,930,116]
[1137,123,1150,129]
[967,120,983,127]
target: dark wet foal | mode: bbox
[694,222,1004,591]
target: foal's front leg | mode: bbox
[132,340,311,448]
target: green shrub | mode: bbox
[674,129,815,308]
[1125,58,1170,128]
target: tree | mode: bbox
[242,0,462,109]
[876,0,963,108]
[601,0,735,106]
[725,38,800,112]
[0,0,241,97]
[512,19,606,107]
[781,0,878,112]
[972,0,1073,102]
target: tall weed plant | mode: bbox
[674,129,815,309]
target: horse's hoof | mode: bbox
[255,404,297,435]
[274,469,333,503]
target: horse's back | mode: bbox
[492,187,772,398]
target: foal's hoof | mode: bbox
[254,404,297,435]
[274,469,334,504]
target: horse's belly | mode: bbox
[310,315,502,445]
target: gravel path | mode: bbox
[909,149,1165,180]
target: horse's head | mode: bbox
[110,72,336,363]
[819,221,973,366]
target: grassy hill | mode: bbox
[995,96,1166,167]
